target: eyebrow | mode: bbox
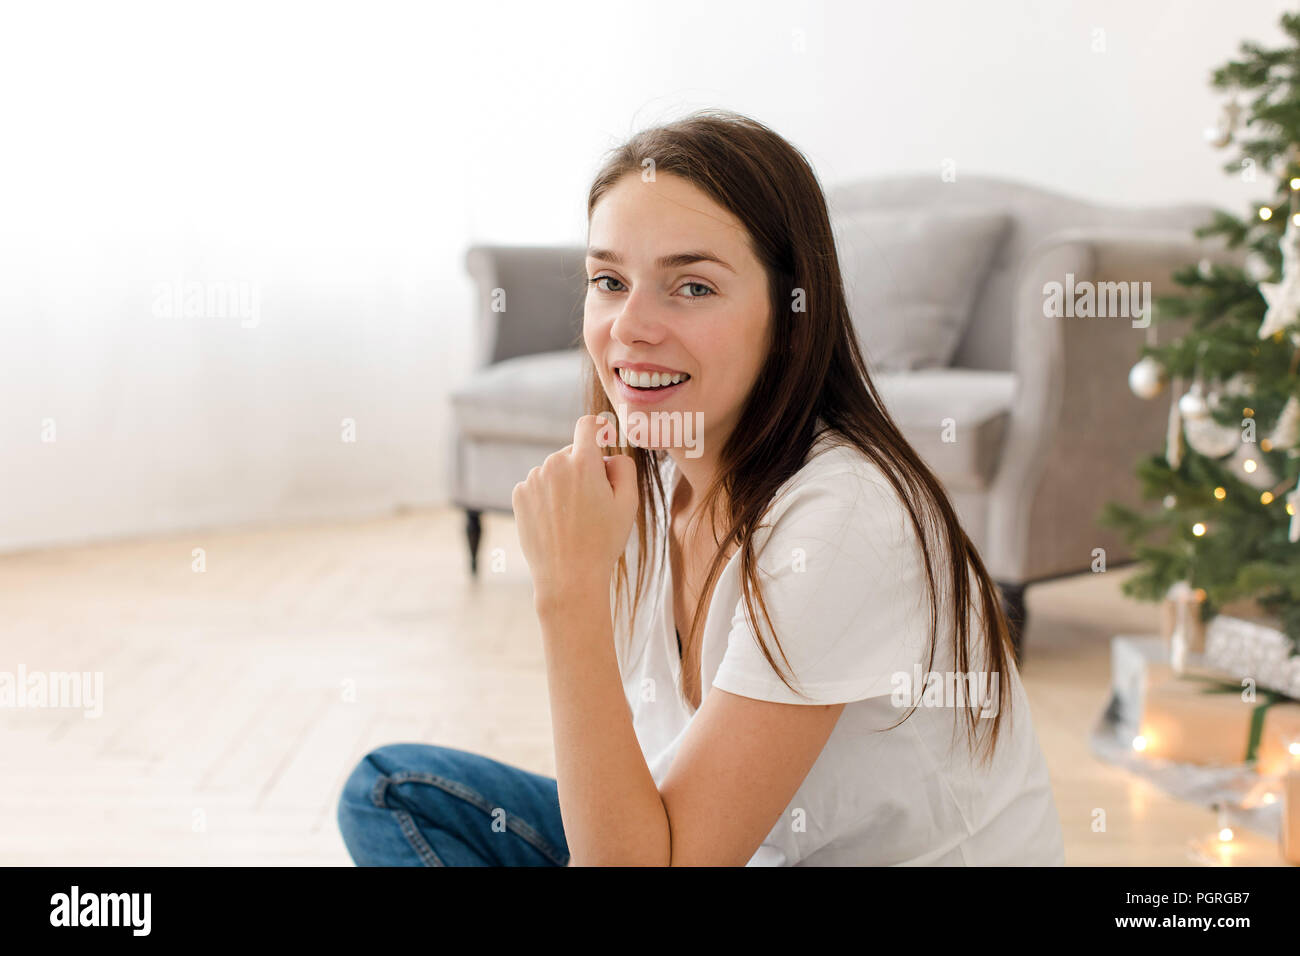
[585,248,736,274]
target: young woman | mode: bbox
[337,110,1065,866]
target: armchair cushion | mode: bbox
[832,208,1011,372]
[450,347,1014,495]
[875,368,1016,491]
[451,348,586,445]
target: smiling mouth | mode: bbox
[615,367,692,390]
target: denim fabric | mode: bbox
[337,742,570,866]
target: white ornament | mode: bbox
[1179,382,1211,419]
[1227,442,1277,489]
[1166,384,1184,468]
[1288,479,1300,543]
[1269,394,1300,450]
[1257,217,1300,341]
[1184,415,1242,458]
[1128,356,1167,399]
[1203,99,1244,149]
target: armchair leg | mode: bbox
[997,581,1027,666]
[465,509,483,576]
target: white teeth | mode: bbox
[617,367,688,388]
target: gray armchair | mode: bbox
[449,174,1236,657]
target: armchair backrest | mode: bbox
[825,174,1213,372]
[465,244,588,365]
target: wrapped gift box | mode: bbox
[1204,615,1300,699]
[1137,677,1260,766]
[1256,702,1300,777]
[1284,772,1300,865]
[1110,635,1175,731]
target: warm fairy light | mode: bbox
[1260,438,1273,451]
[1214,486,1227,500]
[1288,741,1300,757]
[1292,213,1300,226]
[1219,827,1234,842]
[1292,178,1300,190]
[1194,587,1207,600]
[1260,206,1274,220]
[1192,522,1207,536]
[1263,792,1277,804]
[1262,491,1275,505]
[1245,407,1255,418]
[1243,458,1258,473]
[1132,735,1148,752]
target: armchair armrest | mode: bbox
[464,244,589,366]
[983,228,1243,583]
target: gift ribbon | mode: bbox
[1181,675,1289,763]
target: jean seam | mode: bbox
[395,808,445,866]
[372,769,569,866]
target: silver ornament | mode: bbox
[1184,415,1242,458]
[1128,356,1167,399]
[1179,383,1211,419]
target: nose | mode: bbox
[608,289,667,347]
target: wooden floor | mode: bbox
[0,508,1286,865]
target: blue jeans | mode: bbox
[337,742,571,866]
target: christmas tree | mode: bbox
[1100,11,1300,644]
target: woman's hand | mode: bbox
[512,415,639,610]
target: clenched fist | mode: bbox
[511,415,640,608]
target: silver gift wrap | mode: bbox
[1203,615,1300,699]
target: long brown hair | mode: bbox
[585,109,1016,765]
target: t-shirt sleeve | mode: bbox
[709,467,935,705]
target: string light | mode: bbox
[1132,735,1148,752]
[1243,458,1258,473]
[1193,522,1207,536]
[1219,826,1235,842]
[1261,206,1274,220]
[1214,486,1227,500]
[1262,491,1275,504]
[1291,178,1300,190]
[1261,438,1273,451]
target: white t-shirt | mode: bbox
[612,427,1065,866]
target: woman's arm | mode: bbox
[514,417,845,865]
[536,583,669,865]
[538,583,844,866]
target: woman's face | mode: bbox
[583,171,771,456]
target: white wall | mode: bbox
[0,0,1290,551]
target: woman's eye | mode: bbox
[589,276,625,293]
[587,276,715,298]
[679,281,716,298]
